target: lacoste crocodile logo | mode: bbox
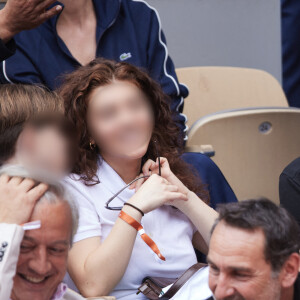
[120,52,132,61]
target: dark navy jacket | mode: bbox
[281,0,300,107]
[0,0,188,136]
[0,39,15,62]
[279,156,300,226]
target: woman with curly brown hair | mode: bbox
[59,58,218,299]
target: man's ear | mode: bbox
[280,253,300,288]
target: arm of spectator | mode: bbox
[0,174,48,225]
[141,158,218,254]
[0,174,48,299]
[0,37,15,62]
[0,0,62,44]
[146,8,189,140]
[0,47,44,84]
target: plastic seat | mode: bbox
[176,66,288,128]
[186,107,300,203]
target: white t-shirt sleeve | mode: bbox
[64,178,102,243]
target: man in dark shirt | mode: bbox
[294,274,300,299]
[280,157,300,226]
[0,0,62,62]
[281,0,300,107]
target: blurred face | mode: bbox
[17,125,70,176]
[87,80,154,161]
[11,201,72,300]
[208,222,282,300]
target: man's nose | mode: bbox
[213,274,235,299]
[28,247,52,275]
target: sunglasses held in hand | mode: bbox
[105,142,161,211]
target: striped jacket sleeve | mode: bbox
[136,0,189,140]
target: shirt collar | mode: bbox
[97,157,135,203]
[9,283,68,300]
[50,282,68,300]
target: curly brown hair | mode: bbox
[58,58,209,202]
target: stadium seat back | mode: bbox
[186,107,300,203]
[176,66,288,128]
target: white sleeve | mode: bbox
[64,179,102,243]
[0,223,24,300]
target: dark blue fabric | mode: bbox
[182,152,237,209]
[281,0,300,107]
[0,0,188,135]
[0,38,15,62]
[279,156,300,226]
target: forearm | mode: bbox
[170,97,188,140]
[177,191,218,244]
[0,10,15,43]
[72,206,142,297]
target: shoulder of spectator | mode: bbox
[0,223,24,263]
[281,157,300,182]
[125,0,157,24]
[12,19,51,51]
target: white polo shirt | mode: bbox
[64,159,198,299]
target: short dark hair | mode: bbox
[212,198,300,272]
[0,84,63,164]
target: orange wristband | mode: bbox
[119,211,166,261]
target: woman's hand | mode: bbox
[128,174,188,214]
[142,157,173,180]
[129,158,175,193]
[132,157,189,196]
[0,174,48,225]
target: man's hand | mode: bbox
[0,174,48,225]
[0,0,62,43]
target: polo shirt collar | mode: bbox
[97,157,135,204]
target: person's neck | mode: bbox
[5,154,21,166]
[102,154,142,184]
[59,0,94,25]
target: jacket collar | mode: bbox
[47,0,121,65]
[94,0,121,30]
